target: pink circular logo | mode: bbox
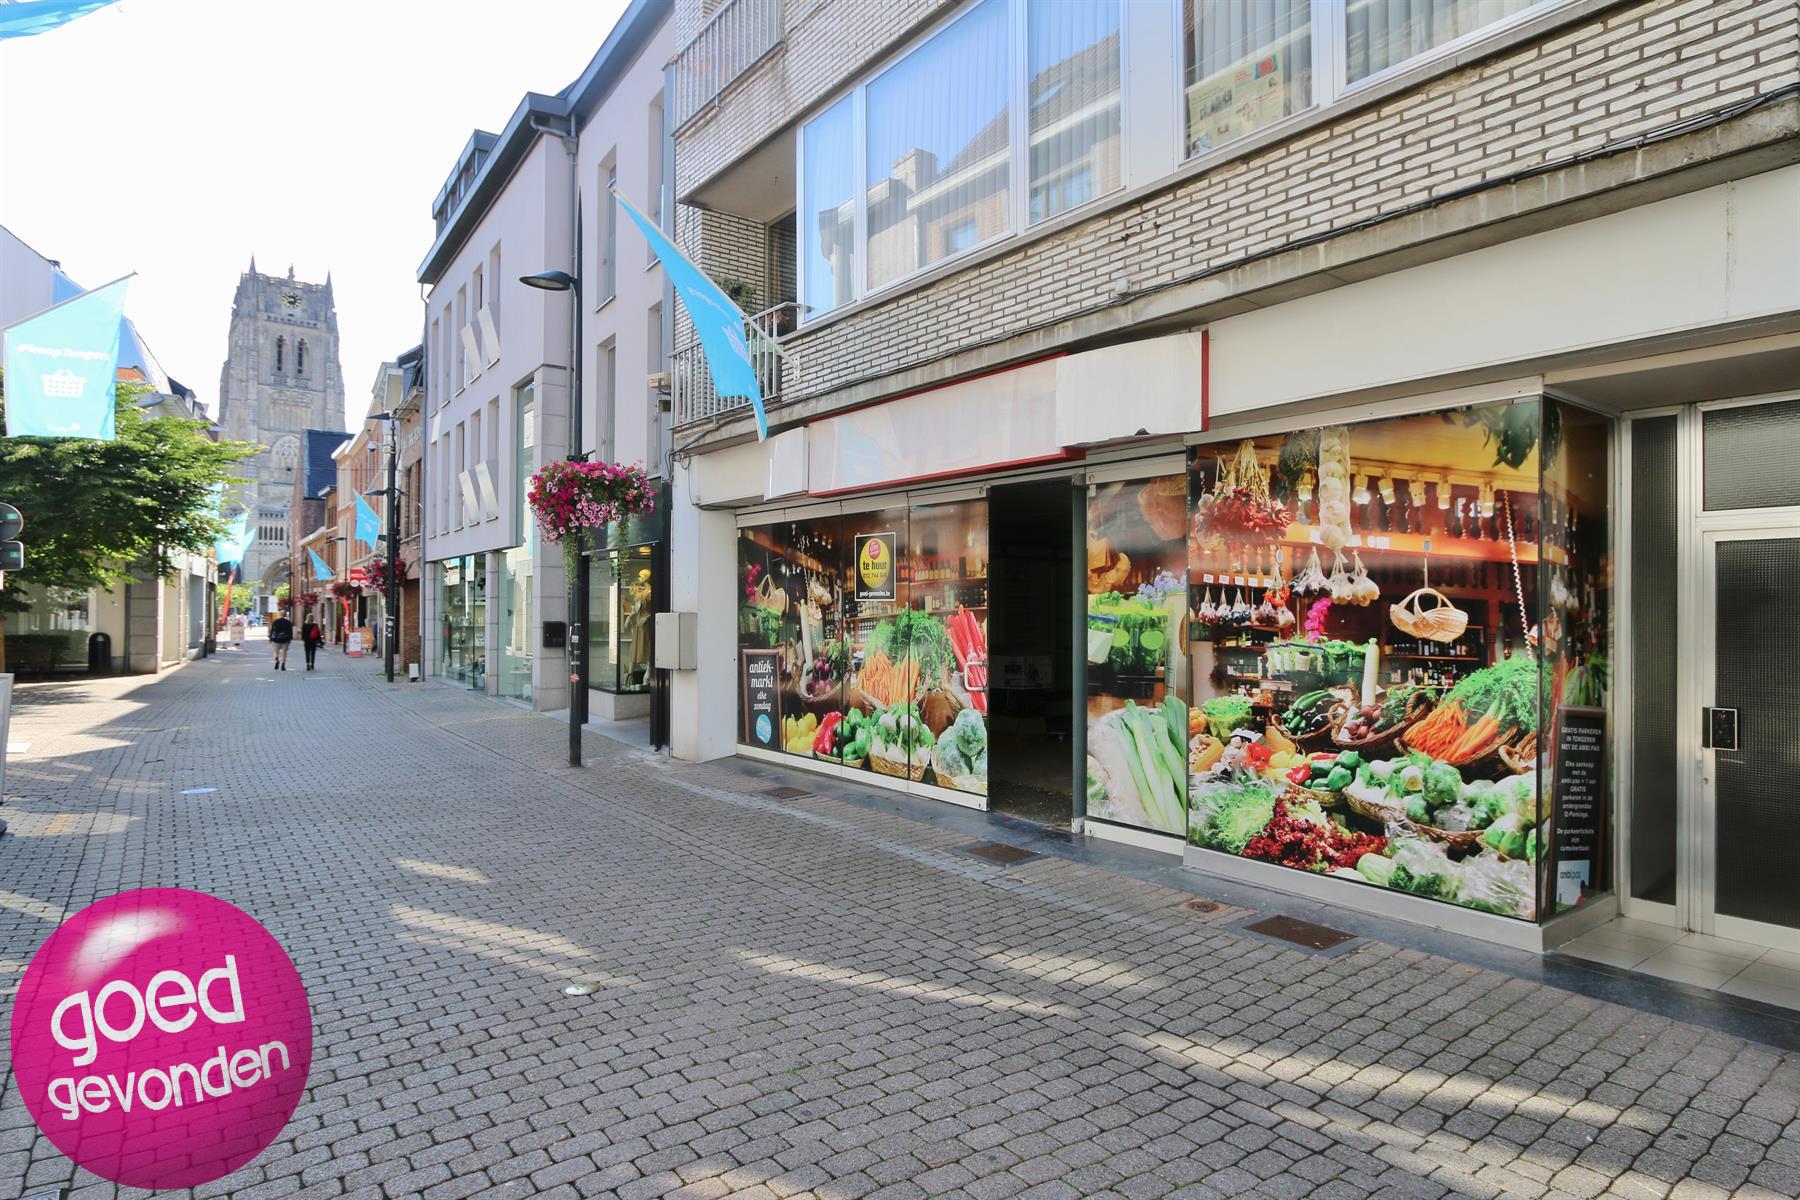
[9,888,313,1189]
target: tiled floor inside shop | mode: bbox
[1558,916,1800,1010]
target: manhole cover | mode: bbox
[1183,898,1220,913]
[1243,914,1356,951]
[762,786,810,799]
[960,842,1039,866]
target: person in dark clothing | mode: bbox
[269,611,294,670]
[301,618,324,670]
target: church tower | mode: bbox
[217,260,346,595]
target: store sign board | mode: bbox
[806,359,1064,495]
[852,532,896,601]
[1550,705,1606,908]
[741,650,781,747]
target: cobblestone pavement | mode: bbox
[2,648,1798,1200]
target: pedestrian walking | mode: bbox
[228,613,246,649]
[301,617,324,670]
[269,610,294,671]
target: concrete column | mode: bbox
[532,365,572,713]
[126,575,162,674]
[669,462,736,762]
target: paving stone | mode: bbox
[0,652,1794,1200]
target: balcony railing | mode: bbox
[673,0,783,130]
[672,302,800,428]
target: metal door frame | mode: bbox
[1620,391,1800,940]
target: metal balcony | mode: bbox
[671,302,799,428]
[673,0,783,130]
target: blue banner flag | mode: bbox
[0,0,120,39]
[214,512,253,567]
[3,276,131,439]
[612,187,769,441]
[354,492,381,548]
[308,549,335,581]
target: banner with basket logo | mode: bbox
[2,276,130,440]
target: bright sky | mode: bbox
[0,0,630,427]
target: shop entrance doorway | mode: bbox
[1621,394,1800,958]
[986,480,1079,826]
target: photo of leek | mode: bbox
[1085,695,1188,835]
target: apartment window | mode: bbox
[865,0,1011,290]
[1348,0,1545,83]
[646,95,665,268]
[1183,1,1313,156]
[455,289,468,390]
[800,96,857,315]
[488,243,502,327]
[797,0,1568,321]
[453,422,465,528]
[597,339,616,460]
[1028,0,1121,224]
[600,157,618,302]
[472,265,483,312]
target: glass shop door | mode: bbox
[1697,525,1800,952]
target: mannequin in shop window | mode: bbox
[622,566,653,689]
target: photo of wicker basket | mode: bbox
[1290,699,1349,752]
[1333,689,1435,756]
[870,752,928,782]
[1388,587,1469,643]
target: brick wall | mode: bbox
[744,0,1799,408]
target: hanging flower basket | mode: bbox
[328,581,360,601]
[298,591,321,608]
[362,556,409,592]
[527,460,656,565]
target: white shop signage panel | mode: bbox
[1054,332,1205,447]
[806,358,1062,495]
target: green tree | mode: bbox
[225,582,255,612]
[273,582,291,604]
[0,370,261,669]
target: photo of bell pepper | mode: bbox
[811,711,843,756]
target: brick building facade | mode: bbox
[658,0,1800,955]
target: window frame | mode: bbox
[797,0,1129,324]
[796,0,1579,328]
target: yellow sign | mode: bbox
[855,532,895,600]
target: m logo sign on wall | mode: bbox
[8,888,313,1189]
[2,276,131,440]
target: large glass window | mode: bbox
[801,97,857,314]
[1028,0,1122,225]
[1183,1,1313,156]
[498,547,533,701]
[500,393,534,702]
[1347,0,1547,84]
[588,545,654,694]
[865,0,1011,289]
[1181,399,1610,924]
[437,555,486,687]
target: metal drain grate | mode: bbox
[762,786,811,799]
[1242,914,1357,952]
[960,841,1040,866]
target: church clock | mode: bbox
[281,291,301,309]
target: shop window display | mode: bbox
[1084,476,1191,836]
[737,501,989,799]
[1184,400,1611,922]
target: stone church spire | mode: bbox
[214,262,347,596]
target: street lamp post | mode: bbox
[364,411,402,684]
[520,268,585,767]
